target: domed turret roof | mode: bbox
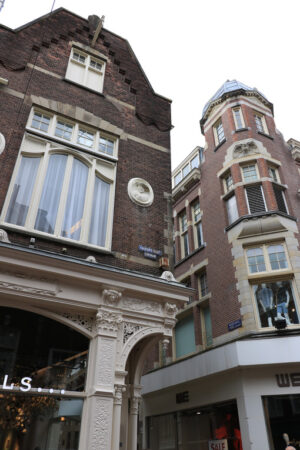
[202,79,271,118]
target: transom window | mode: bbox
[31,112,50,132]
[66,47,106,93]
[242,164,258,183]
[1,133,116,249]
[28,109,117,158]
[246,244,288,274]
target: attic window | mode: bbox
[66,48,106,93]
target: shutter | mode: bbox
[246,185,266,213]
[273,185,288,213]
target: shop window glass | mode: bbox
[263,395,300,450]
[253,280,299,328]
[175,315,196,358]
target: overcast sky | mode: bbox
[1,0,300,170]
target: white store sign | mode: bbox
[208,439,228,450]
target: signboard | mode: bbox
[208,439,228,450]
[228,318,242,331]
[138,245,162,261]
[176,391,189,404]
[1,374,66,394]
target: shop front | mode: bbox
[141,335,300,450]
[0,307,88,450]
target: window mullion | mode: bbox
[80,161,95,242]
[55,155,73,236]
[25,152,48,229]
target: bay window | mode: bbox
[1,133,115,249]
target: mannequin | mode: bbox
[276,282,291,324]
[256,283,274,327]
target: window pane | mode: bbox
[31,112,50,132]
[216,121,225,143]
[55,121,73,140]
[72,51,86,64]
[268,245,288,270]
[61,159,88,241]
[225,174,233,191]
[5,156,40,226]
[255,114,264,132]
[242,165,258,182]
[99,136,114,155]
[183,233,189,257]
[193,201,201,222]
[254,280,299,328]
[199,272,208,297]
[268,167,278,182]
[174,172,182,186]
[182,164,190,177]
[195,222,202,247]
[89,176,110,247]
[203,306,213,346]
[234,108,243,129]
[77,129,94,148]
[181,213,188,231]
[35,154,67,234]
[191,154,199,169]
[226,195,239,224]
[246,247,266,273]
[90,59,103,71]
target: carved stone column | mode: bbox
[127,386,141,450]
[79,307,122,450]
[111,384,126,450]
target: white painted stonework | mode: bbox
[0,242,189,450]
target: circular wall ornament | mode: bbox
[128,178,154,207]
[0,133,5,155]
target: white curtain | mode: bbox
[6,156,40,226]
[35,154,67,234]
[61,158,88,240]
[89,176,110,247]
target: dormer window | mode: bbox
[66,48,106,93]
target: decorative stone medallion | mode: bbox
[0,133,5,155]
[127,178,154,207]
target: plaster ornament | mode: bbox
[127,177,154,207]
[103,288,122,306]
[0,133,5,155]
[86,255,97,263]
[160,271,176,282]
[233,141,258,158]
[165,302,178,316]
[123,322,143,343]
[0,229,10,243]
[96,309,122,332]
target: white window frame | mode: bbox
[179,210,189,258]
[254,112,269,134]
[241,164,259,183]
[192,200,203,249]
[232,107,245,130]
[226,195,239,225]
[0,132,116,251]
[213,119,225,146]
[66,47,106,93]
[223,172,233,193]
[245,243,290,275]
[27,108,118,159]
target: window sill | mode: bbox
[258,131,274,140]
[174,244,205,267]
[248,269,293,282]
[63,78,105,97]
[235,127,249,133]
[214,139,226,152]
[225,210,297,232]
[0,223,113,255]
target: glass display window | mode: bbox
[263,395,300,450]
[253,280,299,328]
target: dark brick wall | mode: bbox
[0,9,172,276]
